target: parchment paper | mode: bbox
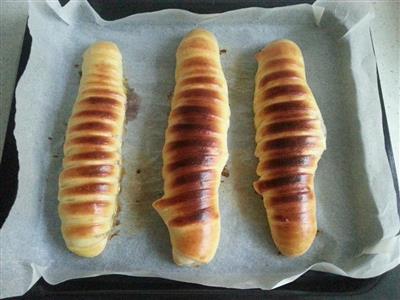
[1,0,399,298]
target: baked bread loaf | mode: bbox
[153,29,229,266]
[253,40,325,256]
[58,42,126,257]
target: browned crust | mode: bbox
[58,42,126,258]
[153,29,229,266]
[253,40,325,257]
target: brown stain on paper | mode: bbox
[125,87,141,121]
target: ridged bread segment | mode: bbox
[153,29,230,266]
[253,40,325,257]
[58,42,126,257]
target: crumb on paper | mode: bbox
[48,137,53,140]
[221,165,230,177]
[220,49,227,54]
[109,230,120,240]
[74,64,80,68]
[136,169,141,174]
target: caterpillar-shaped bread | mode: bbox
[153,29,230,266]
[253,40,326,256]
[58,42,126,257]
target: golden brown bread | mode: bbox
[253,40,325,256]
[58,42,126,257]
[153,29,229,266]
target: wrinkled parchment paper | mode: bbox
[1,0,399,298]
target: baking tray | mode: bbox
[0,0,398,298]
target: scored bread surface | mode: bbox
[253,40,326,256]
[153,29,230,266]
[58,42,126,257]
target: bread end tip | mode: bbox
[173,249,207,267]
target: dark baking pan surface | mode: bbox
[1,0,398,298]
